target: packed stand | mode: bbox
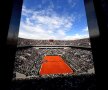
[13,47,94,80]
[17,38,91,47]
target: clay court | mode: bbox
[39,56,74,75]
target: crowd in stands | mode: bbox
[11,74,96,90]
[62,48,94,74]
[17,38,91,47]
[14,47,42,77]
[13,38,94,80]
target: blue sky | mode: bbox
[18,0,89,40]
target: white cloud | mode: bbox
[68,0,76,8]
[64,34,89,40]
[18,5,88,40]
[22,6,33,16]
[82,27,88,32]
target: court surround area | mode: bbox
[39,55,74,75]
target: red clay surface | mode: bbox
[39,56,74,75]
